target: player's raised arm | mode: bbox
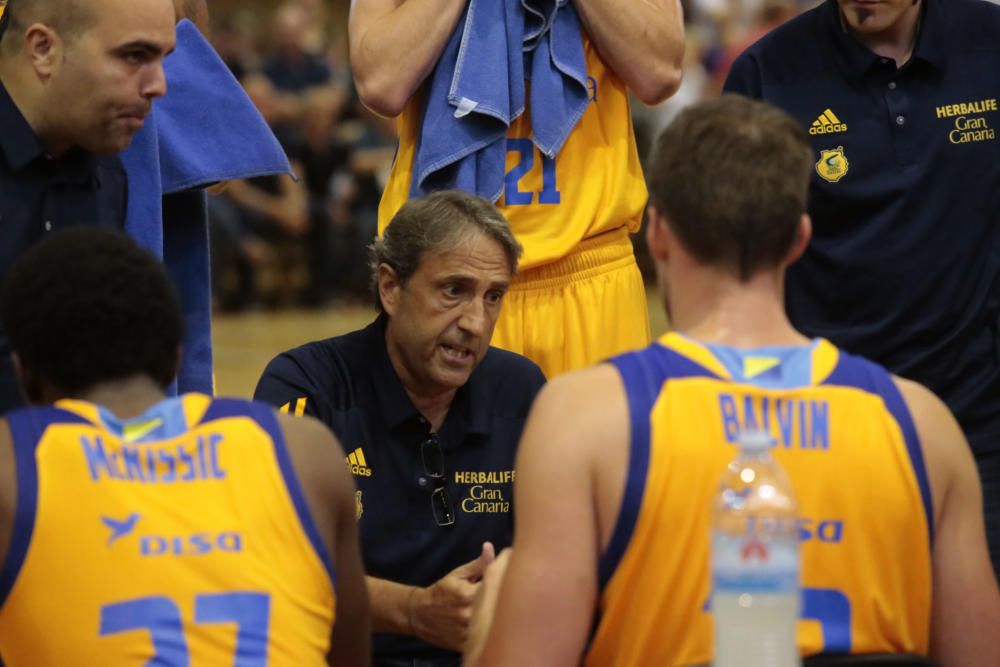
[349,0,468,117]
[467,365,628,666]
[571,0,684,104]
[279,413,371,667]
[897,379,1000,667]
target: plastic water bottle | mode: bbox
[712,430,801,667]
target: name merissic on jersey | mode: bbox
[81,433,227,483]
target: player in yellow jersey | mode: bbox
[349,0,684,378]
[465,96,1000,667]
[0,229,370,666]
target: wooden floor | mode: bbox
[213,289,670,397]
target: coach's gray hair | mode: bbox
[369,191,522,311]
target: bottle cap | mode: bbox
[738,430,775,453]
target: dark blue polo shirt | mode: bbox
[0,80,128,414]
[254,315,545,666]
[724,0,1000,452]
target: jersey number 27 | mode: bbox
[101,592,270,666]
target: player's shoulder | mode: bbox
[889,374,967,471]
[519,363,630,463]
[891,375,955,430]
[533,363,626,424]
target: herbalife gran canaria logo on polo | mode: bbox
[816,146,849,183]
[345,448,372,476]
[454,469,515,514]
[810,109,847,135]
[937,98,997,145]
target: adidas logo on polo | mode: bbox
[346,448,372,477]
[809,109,848,135]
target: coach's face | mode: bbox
[33,0,175,154]
[837,0,921,37]
[381,232,511,397]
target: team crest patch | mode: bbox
[355,490,363,520]
[816,146,849,183]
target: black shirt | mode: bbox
[724,0,1000,451]
[0,79,128,414]
[254,315,546,666]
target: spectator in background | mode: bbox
[212,13,258,81]
[296,0,329,55]
[264,1,331,93]
[297,87,364,304]
[263,0,345,139]
[209,73,308,310]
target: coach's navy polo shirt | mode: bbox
[724,0,1000,451]
[0,80,128,415]
[254,314,545,666]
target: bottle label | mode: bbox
[712,533,799,594]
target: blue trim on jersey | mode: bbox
[97,396,190,444]
[0,408,88,607]
[201,398,338,587]
[600,345,721,589]
[822,354,934,545]
[705,339,820,389]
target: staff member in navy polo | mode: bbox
[724,0,1000,577]
[0,0,175,413]
[255,190,546,667]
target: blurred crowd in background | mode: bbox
[206,0,812,312]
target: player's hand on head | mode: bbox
[410,542,496,651]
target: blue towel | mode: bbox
[410,0,589,202]
[121,19,292,395]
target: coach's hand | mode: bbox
[410,542,495,651]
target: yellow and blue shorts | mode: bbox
[492,226,650,379]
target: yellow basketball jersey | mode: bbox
[377,35,647,271]
[588,334,933,667]
[0,394,335,666]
